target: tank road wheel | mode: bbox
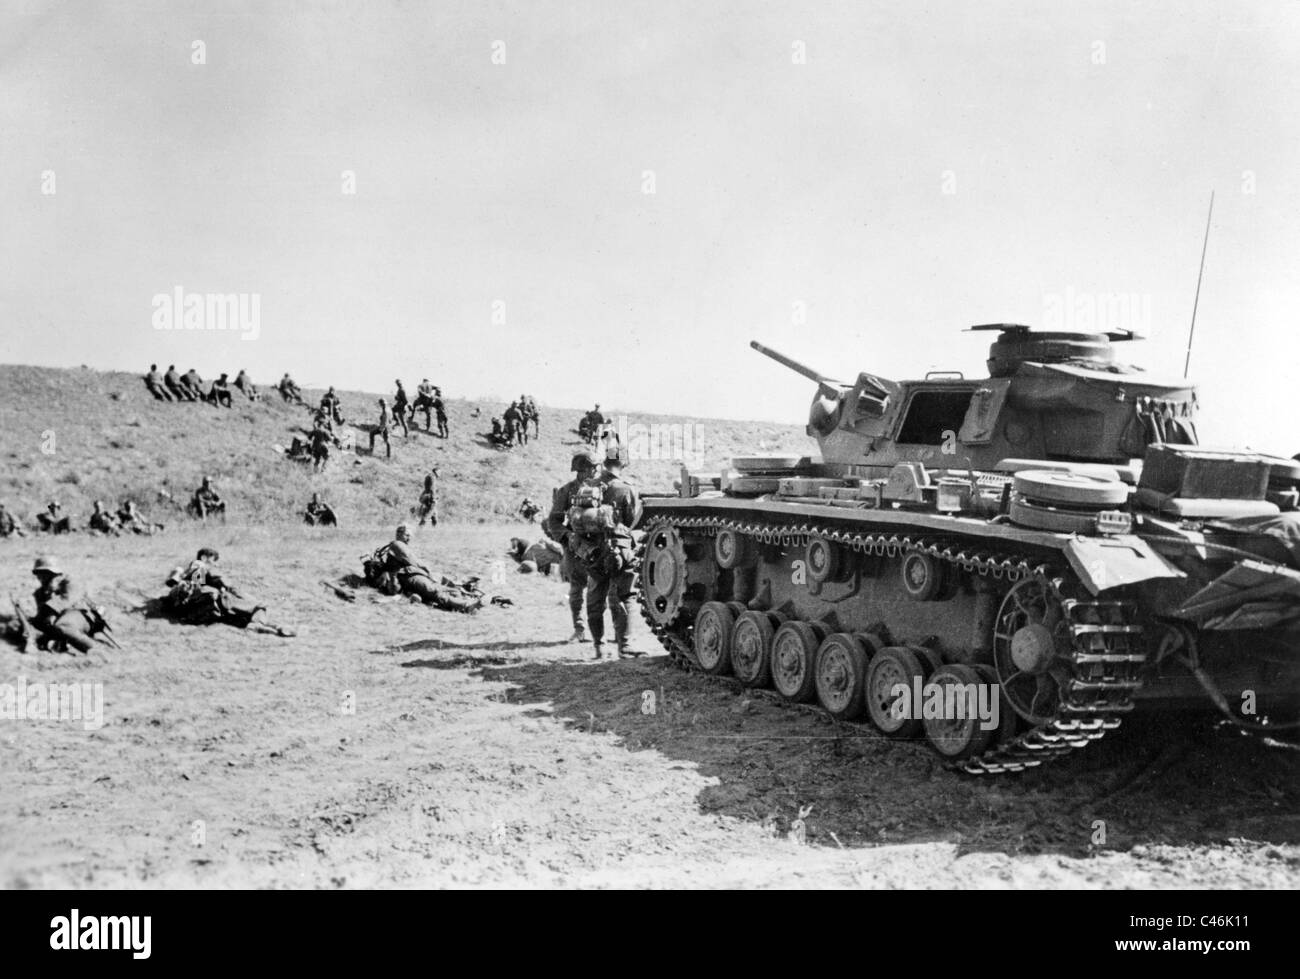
[805,537,847,584]
[693,602,736,675]
[992,578,1072,725]
[922,663,998,760]
[901,550,944,601]
[771,621,825,702]
[732,611,779,688]
[640,522,690,628]
[865,646,927,738]
[714,530,751,570]
[815,633,869,720]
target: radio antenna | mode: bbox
[1183,191,1215,379]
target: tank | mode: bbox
[635,325,1300,773]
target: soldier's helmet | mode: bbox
[571,449,599,472]
[32,556,60,575]
[201,476,212,486]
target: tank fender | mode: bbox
[1063,535,1186,595]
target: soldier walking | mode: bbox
[392,380,411,437]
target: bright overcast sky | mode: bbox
[2,1,1297,453]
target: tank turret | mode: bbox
[753,325,1199,471]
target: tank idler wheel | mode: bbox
[805,537,846,585]
[815,633,869,720]
[901,551,945,601]
[973,663,1019,747]
[714,530,752,570]
[693,601,736,676]
[732,611,782,688]
[865,646,927,738]
[771,621,827,702]
[922,663,998,760]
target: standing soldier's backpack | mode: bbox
[566,481,615,563]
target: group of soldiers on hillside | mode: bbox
[1,499,164,538]
[488,396,539,448]
[144,364,260,407]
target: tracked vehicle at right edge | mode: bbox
[635,325,1300,773]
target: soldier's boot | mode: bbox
[592,641,604,660]
[568,625,585,642]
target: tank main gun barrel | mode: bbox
[749,341,843,392]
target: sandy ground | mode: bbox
[2,523,1298,889]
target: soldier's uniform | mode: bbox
[31,559,97,653]
[309,425,332,472]
[0,504,25,538]
[369,400,392,458]
[209,373,234,408]
[304,498,338,526]
[433,396,448,438]
[414,381,435,431]
[88,502,121,536]
[392,382,411,437]
[582,456,642,657]
[234,370,259,401]
[166,553,265,628]
[364,527,480,612]
[117,501,161,535]
[164,366,191,401]
[544,451,602,645]
[504,402,525,445]
[182,369,205,400]
[144,366,170,401]
[279,374,305,405]
[36,502,72,534]
[414,471,438,526]
[191,480,226,519]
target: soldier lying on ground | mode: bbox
[29,556,115,653]
[36,501,72,534]
[0,502,27,538]
[189,477,226,519]
[117,500,164,535]
[361,524,482,613]
[88,500,121,536]
[508,536,563,575]
[163,548,295,635]
[304,493,338,526]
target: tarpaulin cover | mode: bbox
[1174,559,1300,631]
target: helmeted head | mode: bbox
[571,449,599,474]
[47,501,60,512]
[150,364,158,371]
[395,523,411,543]
[197,547,219,562]
[378,398,386,406]
[201,476,212,487]
[219,372,228,380]
[32,555,60,577]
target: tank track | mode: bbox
[635,514,1145,774]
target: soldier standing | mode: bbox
[392,380,411,437]
[544,449,600,648]
[584,445,642,658]
[433,394,449,438]
[414,379,435,431]
[369,398,393,458]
